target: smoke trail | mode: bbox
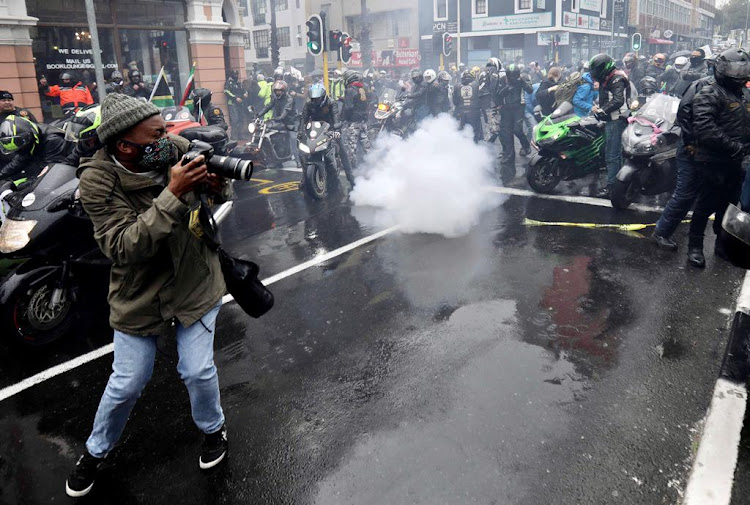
[350,114,502,238]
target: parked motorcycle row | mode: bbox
[528,93,680,209]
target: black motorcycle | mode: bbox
[611,94,680,209]
[230,117,295,170]
[299,120,342,200]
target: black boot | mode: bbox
[650,233,678,251]
[688,246,706,268]
[596,185,612,198]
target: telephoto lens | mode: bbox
[207,156,253,181]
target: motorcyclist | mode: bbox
[258,80,297,168]
[672,49,710,97]
[224,70,248,139]
[452,70,482,143]
[404,68,430,123]
[192,88,228,131]
[479,57,503,142]
[105,71,125,94]
[495,63,534,176]
[297,83,350,190]
[659,57,688,95]
[0,115,68,181]
[646,53,667,86]
[123,70,152,99]
[430,71,453,116]
[64,105,102,166]
[340,70,371,184]
[39,73,94,113]
[636,76,659,104]
[683,48,750,267]
[0,90,37,123]
[623,53,645,88]
[535,67,562,117]
[589,53,631,198]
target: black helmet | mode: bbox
[411,68,423,84]
[589,53,615,83]
[718,203,750,269]
[505,64,521,80]
[639,76,658,95]
[192,87,212,110]
[343,70,361,86]
[0,115,40,155]
[714,48,750,90]
[130,70,142,83]
[460,70,474,85]
[110,70,123,81]
[61,72,72,82]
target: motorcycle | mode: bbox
[526,102,606,194]
[611,94,680,209]
[0,154,234,348]
[298,120,341,200]
[230,117,294,170]
[162,106,237,154]
[369,87,412,139]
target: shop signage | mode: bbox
[43,47,117,71]
[581,0,601,11]
[562,11,608,32]
[562,11,577,28]
[537,32,570,46]
[350,48,421,67]
[600,19,613,31]
[432,21,458,33]
[471,12,552,32]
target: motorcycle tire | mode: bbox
[304,163,327,200]
[2,279,75,347]
[526,157,562,193]
[610,178,638,210]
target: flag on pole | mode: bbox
[148,67,175,107]
[179,63,196,111]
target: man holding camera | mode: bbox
[65,93,231,497]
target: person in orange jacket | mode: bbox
[39,72,94,113]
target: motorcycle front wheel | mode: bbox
[304,163,327,200]
[2,279,75,347]
[610,178,639,210]
[526,156,562,193]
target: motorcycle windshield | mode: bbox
[305,121,331,151]
[379,88,399,105]
[5,164,78,212]
[161,106,195,123]
[633,94,679,130]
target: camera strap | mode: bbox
[189,193,221,251]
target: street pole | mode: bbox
[456,0,461,69]
[440,53,444,71]
[745,0,749,49]
[84,0,107,102]
[360,0,372,69]
[270,0,280,69]
[321,11,330,92]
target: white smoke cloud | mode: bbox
[349,114,502,238]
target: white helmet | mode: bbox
[423,69,437,84]
[674,56,689,71]
[487,57,502,72]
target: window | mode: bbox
[276,26,291,47]
[253,29,269,58]
[297,25,302,46]
[571,0,579,13]
[274,0,288,11]
[473,0,488,17]
[390,12,400,36]
[516,0,532,13]
[434,0,448,20]
[251,0,266,25]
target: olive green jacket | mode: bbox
[78,135,228,336]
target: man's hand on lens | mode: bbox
[205,173,225,195]
[168,155,208,198]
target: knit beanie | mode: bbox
[97,93,160,144]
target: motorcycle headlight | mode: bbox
[0,219,36,254]
[299,143,311,153]
[248,123,257,134]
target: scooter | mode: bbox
[610,94,679,209]
[298,120,341,200]
[526,102,606,194]
[231,117,294,170]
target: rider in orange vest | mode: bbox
[39,72,94,113]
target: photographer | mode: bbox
[65,93,231,498]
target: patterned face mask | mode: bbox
[122,137,174,171]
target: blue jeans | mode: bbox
[654,142,701,238]
[605,119,627,185]
[86,302,225,458]
[523,110,537,142]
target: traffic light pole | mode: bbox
[323,51,330,93]
[320,11,330,94]
[439,53,444,72]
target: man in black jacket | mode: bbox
[672,49,710,97]
[340,70,371,183]
[0,115,67,180]
[684,49,750,267]
[535,67,562,117]
[495,64,533,178]
[589,53,631,197]
[453,70,482,142]
[258,80,297,168]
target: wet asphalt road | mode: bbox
[0,159,746,504]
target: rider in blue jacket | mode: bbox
[573,72,598,117]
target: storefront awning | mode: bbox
[647,38,674,45]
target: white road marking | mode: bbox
[485,186,666,214]
[280,167,303,173]
[0,225,400,403]
[683,270,750,505]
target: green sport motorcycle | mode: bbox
[526,102,606,193]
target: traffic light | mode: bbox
[329,30,342,52]
[340,32,352,64]
[306,15,325,56]
[442,32,452,57]
[631,32,642,52]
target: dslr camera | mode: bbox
[182,140,253,181]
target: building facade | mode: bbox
[418,0,624,70]
[627,0,715,54]
[305,0,421,71]
[240,0,308,71]
[0,0,249,121]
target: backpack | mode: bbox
[553,72,583,108]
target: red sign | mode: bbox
[398,37,410,48]
[350,49,421,68]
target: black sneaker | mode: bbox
[688,247,706,268]
[65,452,103,498]
[650,233,678,251]
[200,424,228,470]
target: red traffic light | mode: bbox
[343,36,352,47]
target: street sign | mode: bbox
[663,30,674,39]
[600,40,620,48]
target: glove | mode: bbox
[594,110,608,121]
[332,131,341,140]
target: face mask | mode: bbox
[123,137,173,171]
[690,56,704,66]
